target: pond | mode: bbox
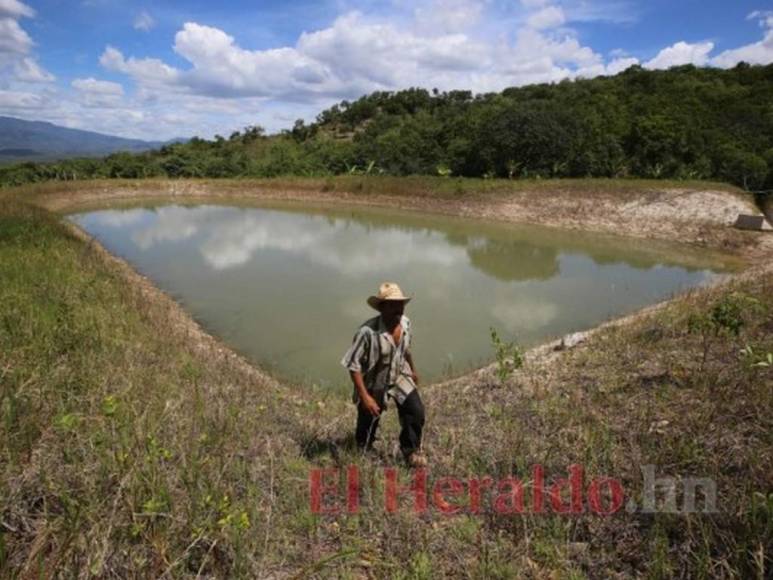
[69,200,739,390]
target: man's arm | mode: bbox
[342,328,381,416]
[405,351,419,385]
[350,370,381,416]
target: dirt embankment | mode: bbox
[31,180,773,261]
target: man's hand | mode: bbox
[362,394,381,416]
[411,371,420,386]
[350,370,379,416]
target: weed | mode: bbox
[740,344,773,368]
[687,291,763,368]
[490,327,524,382]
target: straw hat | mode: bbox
[367,282,411,310]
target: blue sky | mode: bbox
[1,0,772,140]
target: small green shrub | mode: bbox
[490,327,523,382]
[687,291,764,368]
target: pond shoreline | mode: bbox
[31,179,771,261]
[24,178,773,390]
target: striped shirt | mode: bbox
[341,314,416,405]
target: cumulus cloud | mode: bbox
[99,13,500,101]
[414,0,486,33]
[605,56,639,74]
[526,5,565,30]
[711,11,773,67]
[0,0,53,83]
[644,41,714,69]
[98,5,619,105]
[133,10,155,32]
[0,16,32,56]
[0,88,48,109]
[14,56,54,81]
[100,45,180,87]
[72,77,124,95]
[72,77,125,108]
[642,11,773,71]
[80,2,658,134]
[0,0,35,18]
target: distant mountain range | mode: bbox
[0,116,185,163]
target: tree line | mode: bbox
[2,63,772,190]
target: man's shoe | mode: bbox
[407,451,428,468]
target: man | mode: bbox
[341,282,427,468]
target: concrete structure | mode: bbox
[733,214,773,231]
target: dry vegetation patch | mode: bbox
[1,181,771,577]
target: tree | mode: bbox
[716,145,768,190]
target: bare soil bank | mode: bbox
[27,178,773,261]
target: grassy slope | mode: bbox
[0,185,771,577]
[0,199,322,575]
[6,175,745,202]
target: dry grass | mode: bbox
[0,199,323,575]
[416,271,773,577]
[4,175,746,203]
[0,183,771,577]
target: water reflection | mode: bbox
[452,235,559,281]
[71,202,736,389]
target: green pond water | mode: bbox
[69,200,739,390]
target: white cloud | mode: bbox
[0,17,33,55]
[0,0,54,84]
[414,0,486,33]
[0,0,34,19]
[605,56,639,74]
[72,77,125,108]
[644,41,714,70]
[100,45,180,87]
[526,5,565,30]
[99,14,500,102]
[510,27,598,68]
[711,11,773,68]
[13,56,54,82]
[0,88,47,109]
[575,54,639,79]
[72,77,124,95]
[75,3,652,136]
[133,10,155,32]
[98,8,612,106]
[747,10,773,28]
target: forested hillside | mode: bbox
[2,63,772,190]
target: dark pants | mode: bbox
[356,389,425,458]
